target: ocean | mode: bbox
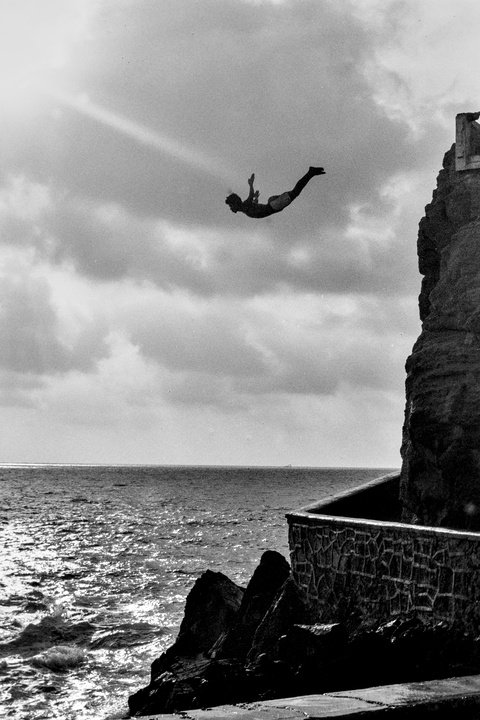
[0,465,394,719]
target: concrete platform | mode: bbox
[138,674,480,718]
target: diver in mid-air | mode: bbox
[225,166,325,219]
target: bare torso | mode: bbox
[240,200,277,219]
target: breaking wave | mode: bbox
[30,645,87,671]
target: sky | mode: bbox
[0,0,478,467]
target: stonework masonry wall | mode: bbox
[287,511,480,632]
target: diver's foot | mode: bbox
[309,166,325,174]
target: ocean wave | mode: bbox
[184,518,240,527]
[30,645,86,671]
[0,463,387,720]
[23,599,48,613]
[0,615,96,657]
[90,622,163,649]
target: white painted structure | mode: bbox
[455,112,480,171]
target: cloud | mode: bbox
[0,370,43,408]
[0,267,71,374]
[0,254,109,387]
[94,283,418,407]
[350,0,480,135]
[0,246,418,412]
[0,0,449,302]
[3,0,420,232]
[0,166,424,301]
[2,0,474,465]
[1,0,448,313]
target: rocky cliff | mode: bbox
[400,145,480,529]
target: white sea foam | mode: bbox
[30,645,86,671]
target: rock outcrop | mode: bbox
[128,551,480,716]
[162,569,245,660]
[128,551,307,716]
[400,144,480,529]
[211,550,290,661]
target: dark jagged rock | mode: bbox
[246,575,312,664]
[128,553,292,717]
[129,570,244,715]
[128,550,480,716]
[128,570,245,715]
[129,657,249,715]
[157,569,244,669]
[258,622,348,697]
[277,622,346,670]
[212,550,291,661]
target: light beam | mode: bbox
[49,90,240,186]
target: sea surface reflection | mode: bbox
[0,465,392,718]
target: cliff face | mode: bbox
[400,146,480,529]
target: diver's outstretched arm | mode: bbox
[247,173,256,201]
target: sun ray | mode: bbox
[0,2,240,186]
[48,90,240,186]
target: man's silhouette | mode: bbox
[225,166,325,219]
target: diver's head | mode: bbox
[225,193,242,213]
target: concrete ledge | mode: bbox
[138,674,480,719]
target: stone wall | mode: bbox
[287,498,480,632]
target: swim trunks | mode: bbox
[268,192,292,211]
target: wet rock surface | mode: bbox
[128,553,480,717]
